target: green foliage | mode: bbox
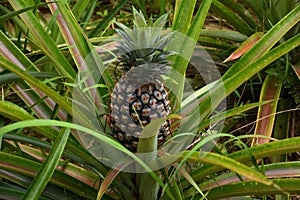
[0,0,300,199]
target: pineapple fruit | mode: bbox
[108,8,174,152]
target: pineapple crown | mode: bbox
[115,8,175,72]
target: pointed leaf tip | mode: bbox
[153,12,169,28]
[223,32,264,63]
[133,7,147,28]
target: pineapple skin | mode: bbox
[109,65,171,152]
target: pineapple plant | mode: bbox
[108,8,175,152]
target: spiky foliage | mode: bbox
[108,8,174,152]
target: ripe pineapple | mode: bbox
[109,8,174,152]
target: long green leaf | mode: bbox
[0,100,83,153]
[181,151,274,186]
[0,101,34,125]
[198,37,237,51]
[223,33,300,100]
[72,0,91,19]
[0,30,66,120]
[47,0,113,107]
[0,71,57,84]
[0,30,37,71]
[200,29,248,42]
[244,0,264,22]
[4,133,82,164]
[195,24,300,129]
[0,184,49,200]
[89,0,129,37]
[211,0,253,35]
[97,162,128,200]
[194,161,300,193]
[219,0,257,29]
[292,62,300,80]
[0,119,145,171]
[23,128,71,199]
[0,99,108,168]
[175,163,207,200]
[184,136,300,189]
[0,5,28,34]
[0,2,53,22]
[8,0,76,80]
[0,175,84,200]
[0,152,97,199]
[171,0,212,104]
[0,57,73,116]
[204,178,299,199]
[199,100,274,130]
[0,101,131,199]
[0,119,171,199]
[0,99,106,166]
[172,0,196,34]
[172,0,212,75]
[223,4,300,80]
[0,115,3,149]
[223,32,264,62]
[252,75,282,146]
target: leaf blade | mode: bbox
[23,128,71,200]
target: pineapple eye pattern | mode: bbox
[109,69,172,152]
[129,83,170,125]
[141,93,150,104]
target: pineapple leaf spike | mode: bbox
[132,7,147,28]
[114,9,175,71]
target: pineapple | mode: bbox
[109,8,174,152]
